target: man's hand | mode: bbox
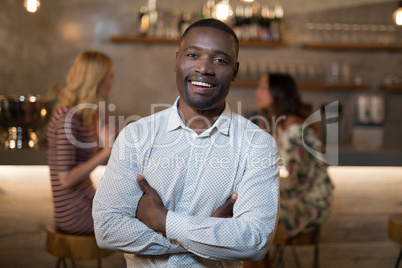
[136,175,168,236]
[212,193,237,218]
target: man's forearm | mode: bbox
[93,174,185,254]
[136,176,237,235]
[165,211,276,261]
[136,175,168,235]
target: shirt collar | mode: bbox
[166,97,232,136]
[166,97,184,132]
[212,102,231,136]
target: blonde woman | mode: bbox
[47,51,115,235]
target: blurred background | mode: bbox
[1,0,402,155]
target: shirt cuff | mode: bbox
[166,210,189,247]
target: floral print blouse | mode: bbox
[276,124,334,238]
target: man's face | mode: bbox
[174,27,239,112]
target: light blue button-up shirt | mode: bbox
[93,98,280,267]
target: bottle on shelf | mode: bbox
[165,10,181,39]
[135,0,286,43]
[202,0,215,19]
[269,4,283,42]
[179,13,192,36]
[249,2,260,40]
[231,2,284,42]
[258,4,271,41]
[146,0,158,37]
[137,6,150,36]
[233,5,244,39]
[241,5,252,41]
[136,0,159,38]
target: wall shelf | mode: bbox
[109,36,385,92]
[381,85,402,92]
[298,82,367,91]
[232,81,368,91]
[110,36,286,48]
[303,42,402,52]
[110,36,180,44]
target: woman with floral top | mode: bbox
[244,73,334,268]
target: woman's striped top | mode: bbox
[47,106,97,235]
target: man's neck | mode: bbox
[178,100,224,135]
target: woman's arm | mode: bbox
[57,120,114,189]
[59,147,111,188]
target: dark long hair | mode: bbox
[267,73,307,119]
[258,73,314,134]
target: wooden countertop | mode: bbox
[1,146,402,166]
[0,166,401,267]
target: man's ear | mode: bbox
[174,51,179,72]
[231,62,240,81]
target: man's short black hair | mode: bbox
[181,18,239,58]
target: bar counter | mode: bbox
[1,145,402,166]
[0,165,401,267]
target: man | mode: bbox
[93,18,280,267]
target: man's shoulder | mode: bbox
[230,112,277,149]
[230,112,267,133]
[115,107,173,146]
[125,106,172,129]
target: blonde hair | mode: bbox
[56,51,113,131]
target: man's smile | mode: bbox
[190,80,214,88]
[189,80,216,94]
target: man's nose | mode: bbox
[194,57,215,75]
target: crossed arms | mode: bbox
[136,174,237,236]
[93,125,280,261]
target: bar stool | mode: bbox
[389,213,402,268]
[45,226,114,268]
[272,225,320,268]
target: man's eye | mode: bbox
[215,58,227,64]
[187,53,197,58]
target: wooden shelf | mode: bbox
[232,81,368,91]
[239,40,286,48]
[303,42,402,52]
[110,36,286,48]
[298,82,367,91]
[110,36,180,44]
[231,81,259,88]
[381,85,402,92]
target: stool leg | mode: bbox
[290,246,301,268]
[56,258,62,268]
[70,259,76,268]
[97,259,102,268]
[395,248,402,268]
[278,246,286,268]
[271,244,280,264]
[313,242,319,268]
[272,245,282,268]
[56,258,67,268]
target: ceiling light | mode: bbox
[393,0,402,26]
[24,0,40,13]
[213,0,234,22]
